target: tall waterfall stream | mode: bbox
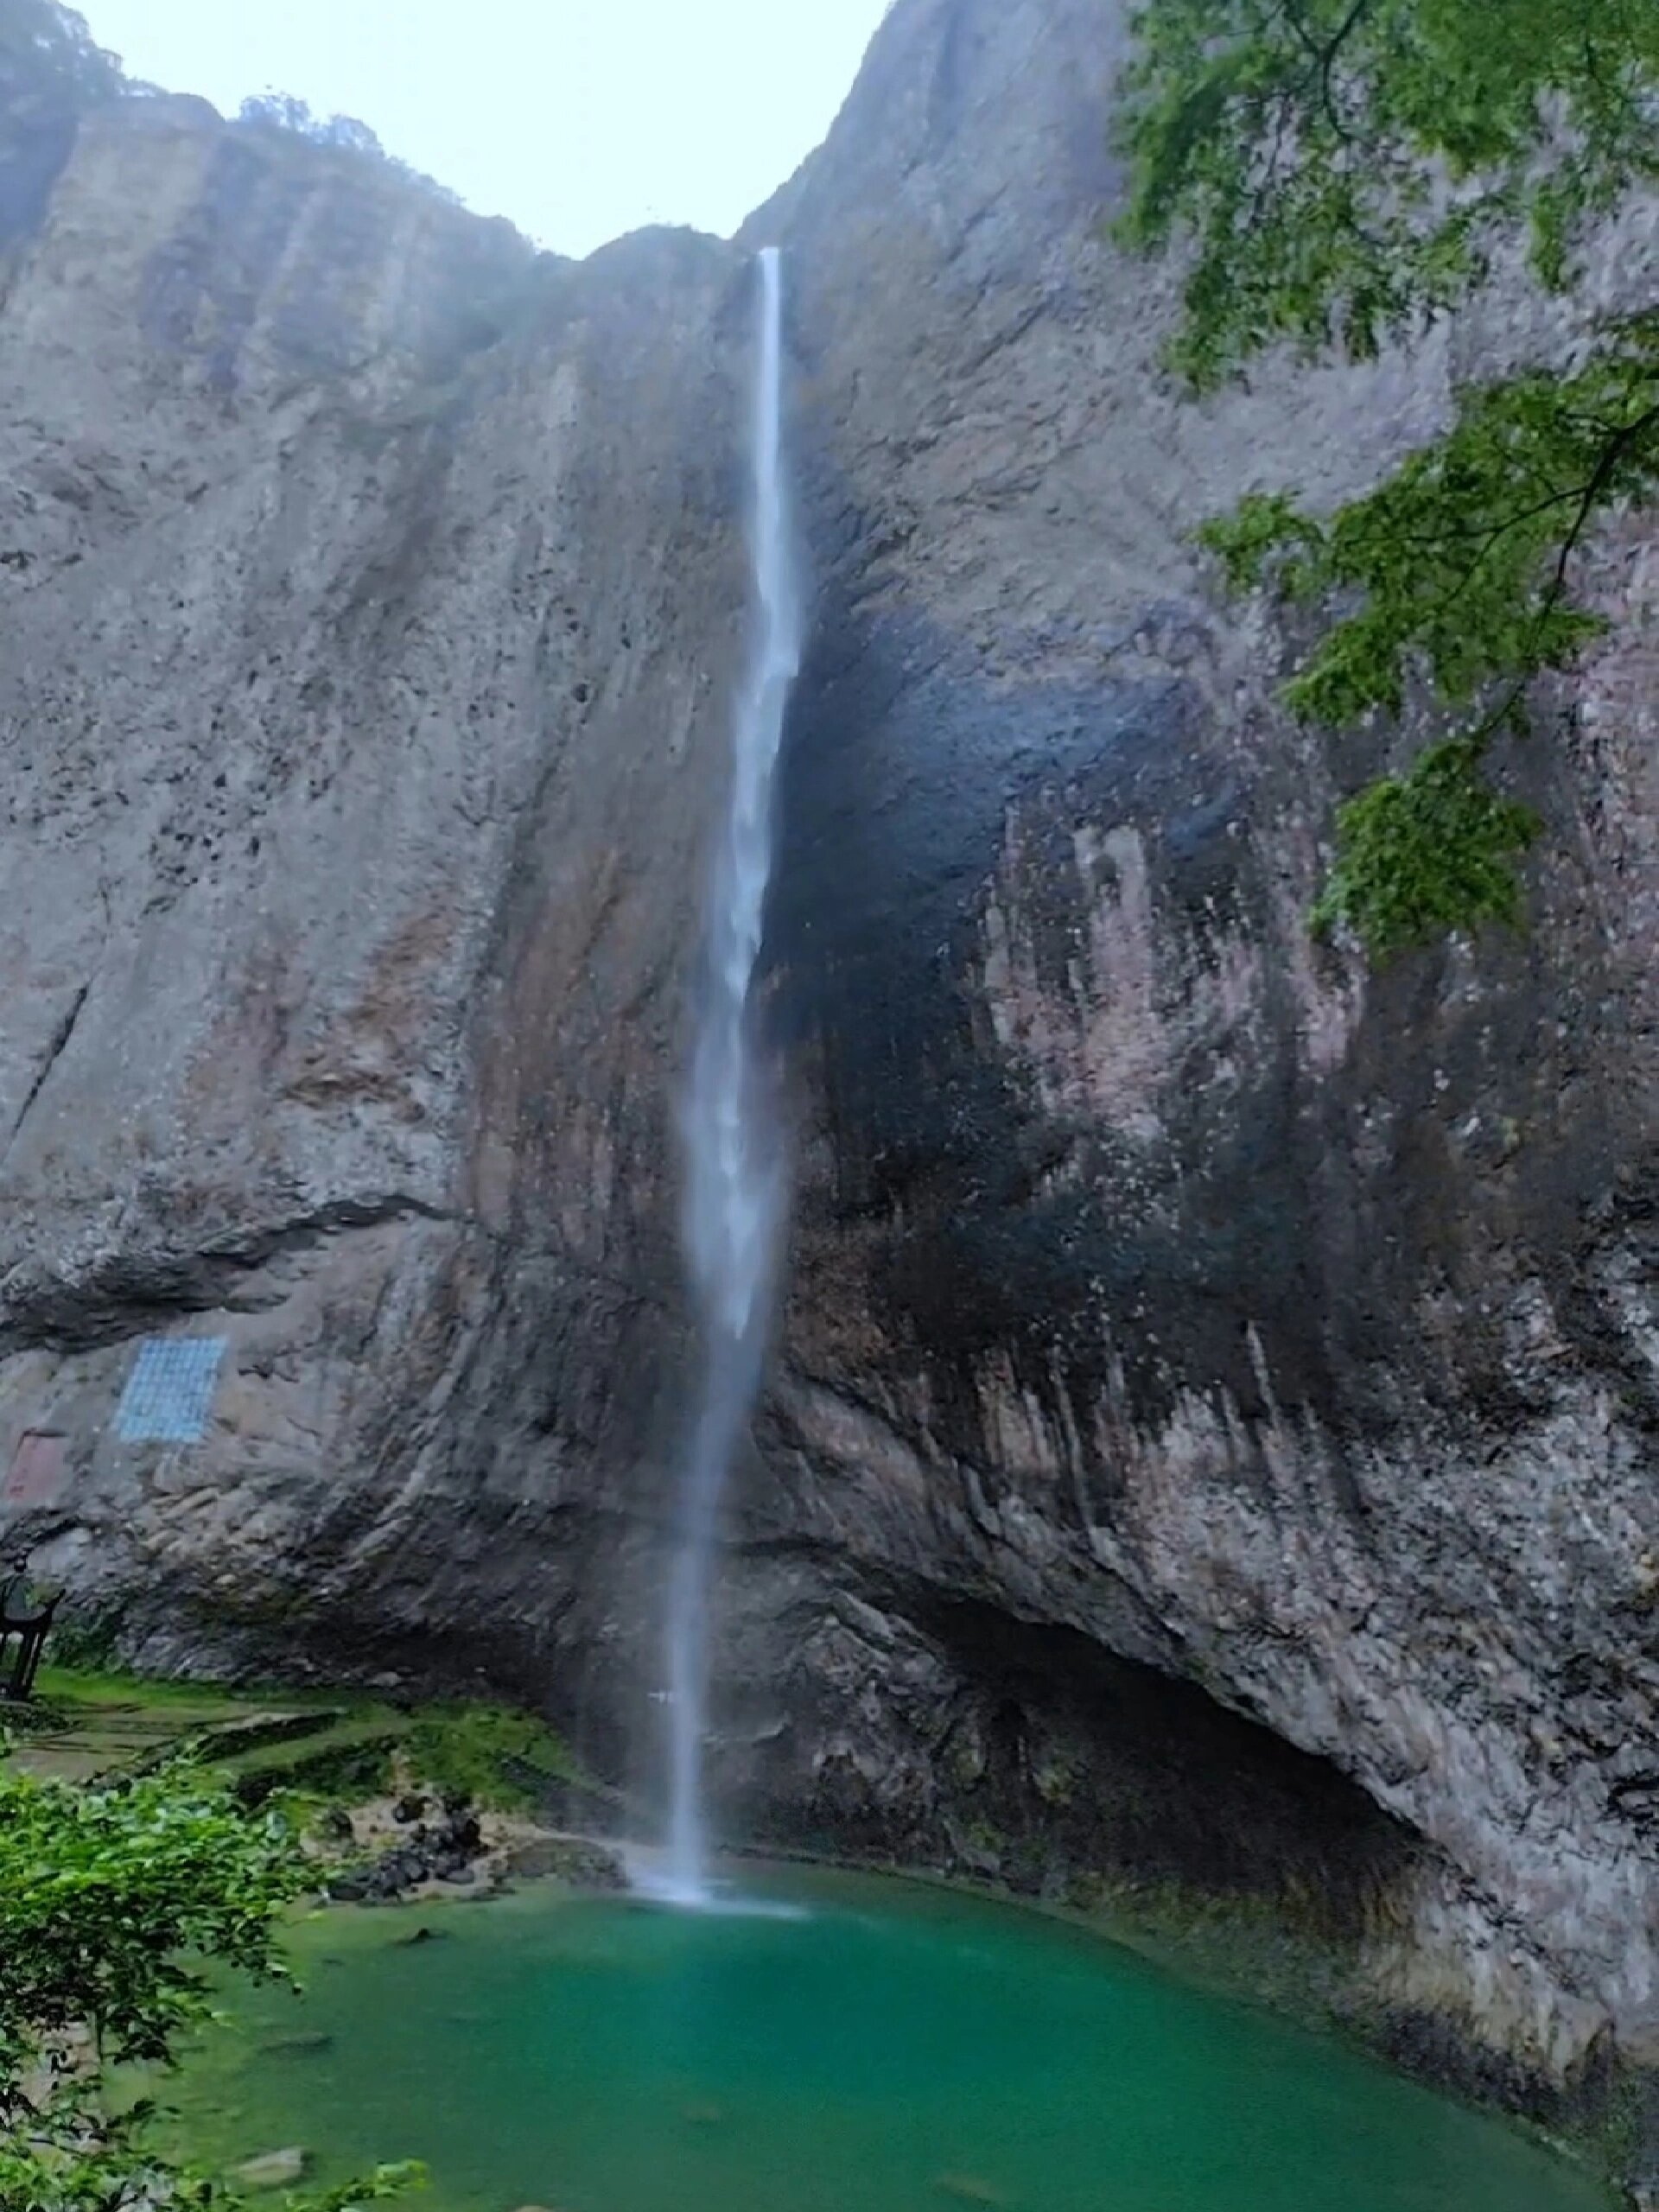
[657,245,801,1904]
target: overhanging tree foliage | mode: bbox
[1116,0,1659,957]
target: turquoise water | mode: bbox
[167,1867,1612,2212]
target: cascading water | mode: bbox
[658,245,802,1906]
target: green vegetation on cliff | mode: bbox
[0,1,460,207]
[1118,0,1659,956]
[0,1,122,105]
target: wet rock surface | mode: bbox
[0,0,1655,2145]
[501,1834,628,1889]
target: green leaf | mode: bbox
[1181,304,1656,957]
[1311,738,1541,955]
[0,1764,309,2086]
[1116,0,1659,390]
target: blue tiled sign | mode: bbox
[114,1338,227,1445]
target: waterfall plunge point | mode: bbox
[648,246,801,1910]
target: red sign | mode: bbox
[5,1433,67,1506]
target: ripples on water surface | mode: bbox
[167,1866,1613,2212]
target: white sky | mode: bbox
[79,1,890,257]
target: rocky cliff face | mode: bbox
[737,0,1659,2122]
[3,0,1657,2151]
[0,84,748,1712]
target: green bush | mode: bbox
[0,1761,423,2211]
[0,1767,308,2081]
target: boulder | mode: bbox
[504,1835,626,1891]
[229,2148,310,2191]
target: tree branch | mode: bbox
[1536,397,1659,616]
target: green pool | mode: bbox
[162,1867,1612,2212]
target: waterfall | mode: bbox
[659,245,801,1905]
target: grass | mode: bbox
[405,1703,582,1813]
[14,1664,584,1814]
[214,1716,415,1807]
[32,1664,257,1711]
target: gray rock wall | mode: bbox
[0,90,748,1712]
